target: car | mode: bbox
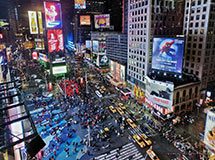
[95,90,103,98]
[118,103,126,110]
[116,107,125,115]
[133,134,146,148]
[141,134,152,146]
[126,118,137,128]
[146,149,160,160]
[109,106,117,113]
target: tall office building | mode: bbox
[127,0,184,89]
[183,0,215,91]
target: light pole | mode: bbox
[64,75,67,99]
[87,125,91,147]
[85,71,89,94]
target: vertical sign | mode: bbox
[28,11,39,34]
[37,11,43,34]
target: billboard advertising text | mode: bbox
[28,11,38,34]
[145,76,174,109]
[94,14,110,29]
[37,11,43,34]
[92,40,99,52]
[47,29,64,53]
[80,15,91,26]
[152,37,184,74]
[75,0,86,9]
[44,2,62,28]
[204,110,215,151]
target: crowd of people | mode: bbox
[59,80,79,97]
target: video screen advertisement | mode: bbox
[28,11,38,34]
[75,0,86,9]
[0,49,7,65]
[80,15,91,26]
[92,40,99,52]
[37,11,43,34]
[145,76,174,109]
[152,37,185,74]
[85,40,91,49]
[94,14,110,29]
[44,2,62,28]
[204,110,215,151]
[99,55,109,67]
[47,29,64,53]
[52,65,67,75]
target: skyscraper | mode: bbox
[183,0,215,91]
[127,0,184,89]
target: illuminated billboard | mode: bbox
[39,53,48,62]
[37,11,43,34]
[145,76,174,109]
[99,55,109,67]
[86,40,91,49]
[0,50,7,65]
[47,29,64,53]
[44,2,62,28]
[99,41,106,52]
[52,66,67,75]
[110,60,126,82]
[35,38,45,50]
[92,40,99,52]
[152,37,184,74]
[75,0,86,9]
[80,15,91,26]
[28,11,38,34]
[204,110,215,152]
[94,14,110,29]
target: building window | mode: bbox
[189,88,192,99]
[176,92,180,104]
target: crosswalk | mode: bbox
[92,143,144,160]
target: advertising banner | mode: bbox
[44,2,62,28]
[145,76,174,109]
[152,37,184,74]
[92,40,99,52]
[37,11,43,34]
[99,55,109,67]
[204,110,215,151]
[47,29,64,53]
[35,39,45,50]
[39,53,48,62]
[0,49,7,65]
[86,40,91,49]
[99,41,106,52]
[52,65,67,75]
[75,0,86,9]
[32,51,38,60]
[94,14,110,29]
[28,11,38,34]
[80,15,91,26]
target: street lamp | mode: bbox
[63,75,67,99]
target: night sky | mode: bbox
[0,1,8,19]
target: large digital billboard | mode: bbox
[80,15,91,26]
[94,14,110,29]
[204,110,215,152]
[39,53,48,62]
[152,37,184,74]
[52,66,67,75]
[37,11,43,34]
[35,38,45,50]
[145,76,174,109]
[75,0,86,9]
[99,55,109,67]
[28,11,38,34]
[99,41,106,53]
[0,50,7,65]
[86,40,91,49]
[47,29,64,53]
[44,2,62,28]
[92,40,99,52]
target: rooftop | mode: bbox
[148,72,200,87]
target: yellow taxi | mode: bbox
[146,149,160,160]
[116,107,125,115]
[109,105,117,113]
[126,118,137,128]
[141,134,152,146]
[133,134,146,148]
[118,103,126,110]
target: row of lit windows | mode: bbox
[130,0,148,8]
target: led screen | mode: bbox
[44,2,62,28]
[94,14,110,29]
[80,15,91,25]
[99,55,109,66]
[75,0,86,9]
[28,11,38,34]
[92,40,99,52]
[47,29,64,53]
[52,66,67,75]
[145,76,174,109]
[86,40,91,49]
[152,37,184,74]
[37,11,43,34]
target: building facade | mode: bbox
[183,0,215,90]
[127,0,184,89]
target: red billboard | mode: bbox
[47,29,64,53]
[44,2,62,28]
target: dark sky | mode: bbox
[0,1,8,19]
